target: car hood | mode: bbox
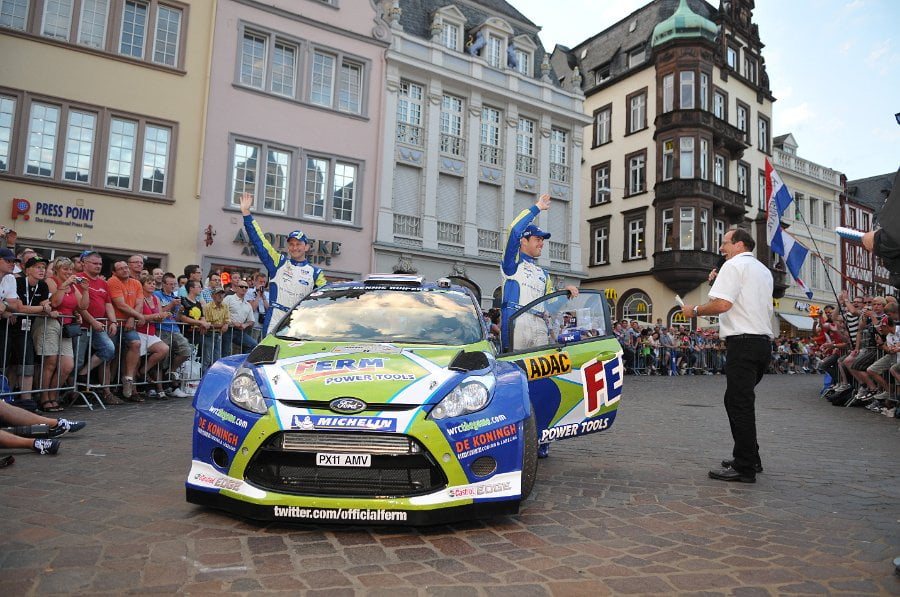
[254,341,492,406]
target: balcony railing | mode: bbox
[548,241,569,262]
[549,163,570,184]
[437,222,461,244]
[479,144,503,166]
[654,179,747,213]
[440,133,465,157]
[516,154,535,175]
[773,150,842,186]
[393,214,421,237]
[478,228,500,250]
[396,122,423,147]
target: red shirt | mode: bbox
[84,275,112,320]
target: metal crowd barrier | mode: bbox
[0,314,258,410]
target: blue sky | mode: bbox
[514,0,900,181]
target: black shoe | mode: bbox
[708,467,755,483]
[721,459,763,473]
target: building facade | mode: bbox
[551,0,780,327]
[196,0,390,282]
[374,0,591,308]
[771,133,843,332]
[1,0,215,272]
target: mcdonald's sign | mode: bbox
[604,288,618,300]
[636,302,646,312]
[673,312,688,323]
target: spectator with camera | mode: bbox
[34,257,89,411]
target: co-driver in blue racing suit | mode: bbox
[240,193,327,336]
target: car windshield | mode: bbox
[275,286,485,345]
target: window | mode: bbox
[141,124,170,194]
[628,90,646,133]
[758,170,766,210]
[700,73,708,111]
[63,110,96,183]
[823,201,832,229]
[714,155,726,186]
[661,208,673,250]
[486,34,503,68]
[593,105,611,146]
[624,212,645,260]
[514,48,531,76]
[331,162,357,223]
[592,162,610,205]
[679,71,694,109]
[809,196,820,226]
[440,94,464,156]
[680,207,694,250]
[700,208,709,251]
[440,22,460,51]
[480,106,502,166]
[628,46,644,68]
[396,80,423,146]
[743,55,756,83]
[119,0,147,58]
[793,192,804,220]
[106,117,136,188]
[736,103,748,132]
[713,90,725,119]
[77,0,108,48]
[27,102,60,177]
[549,128,568,183]
[595,65,610,84]
[699,139,708,180]
[715,219,725,248]
[590,216,610,265]
[737,162,749,202]
[662,73,674,112]
[727,46,737,70]
[153,4,181,66]
[516,117,535,174]
[302,155,359,223]
[42,0,74,40]
[309,49,365,114]
[0,0,28,30]
[627,150,646,195]
[758,115,770,153]
[240,32,267,89]
[623,292,651,323]
[271,42,297,97]
[679,137,694,179]
[662,140,674,181]
[230,141,291,214]
[0,95,14,172]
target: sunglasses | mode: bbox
[237,285,249,289]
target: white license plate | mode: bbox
[316,452,371,467]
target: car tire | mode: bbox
[520,409,538,501]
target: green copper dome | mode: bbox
[651,0,718,47]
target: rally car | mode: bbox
[186,274,623,525]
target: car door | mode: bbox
[497,290,624,445]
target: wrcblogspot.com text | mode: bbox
[273,506,408,521]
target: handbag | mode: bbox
[62,322,82,338]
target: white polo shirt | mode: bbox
[708,252,774,338]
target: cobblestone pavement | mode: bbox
[1,374,898,596]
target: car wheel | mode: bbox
[520,409,538,501]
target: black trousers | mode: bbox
[724,336,770,474]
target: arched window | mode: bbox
[621,291,652,323]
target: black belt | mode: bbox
[726,334,769,340]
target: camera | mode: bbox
[74,276,86,284]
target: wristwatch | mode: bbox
[693,305,700,317]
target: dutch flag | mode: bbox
[765,158,814,299]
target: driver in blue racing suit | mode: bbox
[500,193,578,459]
[240,192,327,336]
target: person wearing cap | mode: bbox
[203,286,231,367]
[0,248,24,375]
[499,193,578,353]
[8,255,51,407]
[239,192,327,335]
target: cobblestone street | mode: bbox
[2,374,898,595]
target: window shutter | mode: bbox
[475,183,499,229]
[393,165,420,216]
[437,174,461,224]
[513,191,532,219]
[548,198,568,237]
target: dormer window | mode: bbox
[628,46,644,68]
[432,6,466,53]
[486,33,504,68]
[471,17,515,70]
[596,65,611,84]
[441,21,460,51]
[510,34,536,77]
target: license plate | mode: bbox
[316,452,371,467]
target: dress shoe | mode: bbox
[721,459,763,473]
[708,467,755,483]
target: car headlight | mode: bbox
[429,374,495,420]
[229,369,267,414]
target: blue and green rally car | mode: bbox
[186,274,623,524]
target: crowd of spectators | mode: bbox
[0,239,272,411]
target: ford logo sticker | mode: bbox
[330,397,367,414]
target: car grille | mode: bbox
[244,432,447,498]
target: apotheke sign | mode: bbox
[233,229,341,266]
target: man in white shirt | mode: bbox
[223,280,258,355]
[682,228,773,483]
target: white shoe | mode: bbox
[122,377,134,399]
[170,387,188,398]
[873,391,891,402]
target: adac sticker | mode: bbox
[291,414,397,432]
[581,353,623,417]
[516,352,572,380]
